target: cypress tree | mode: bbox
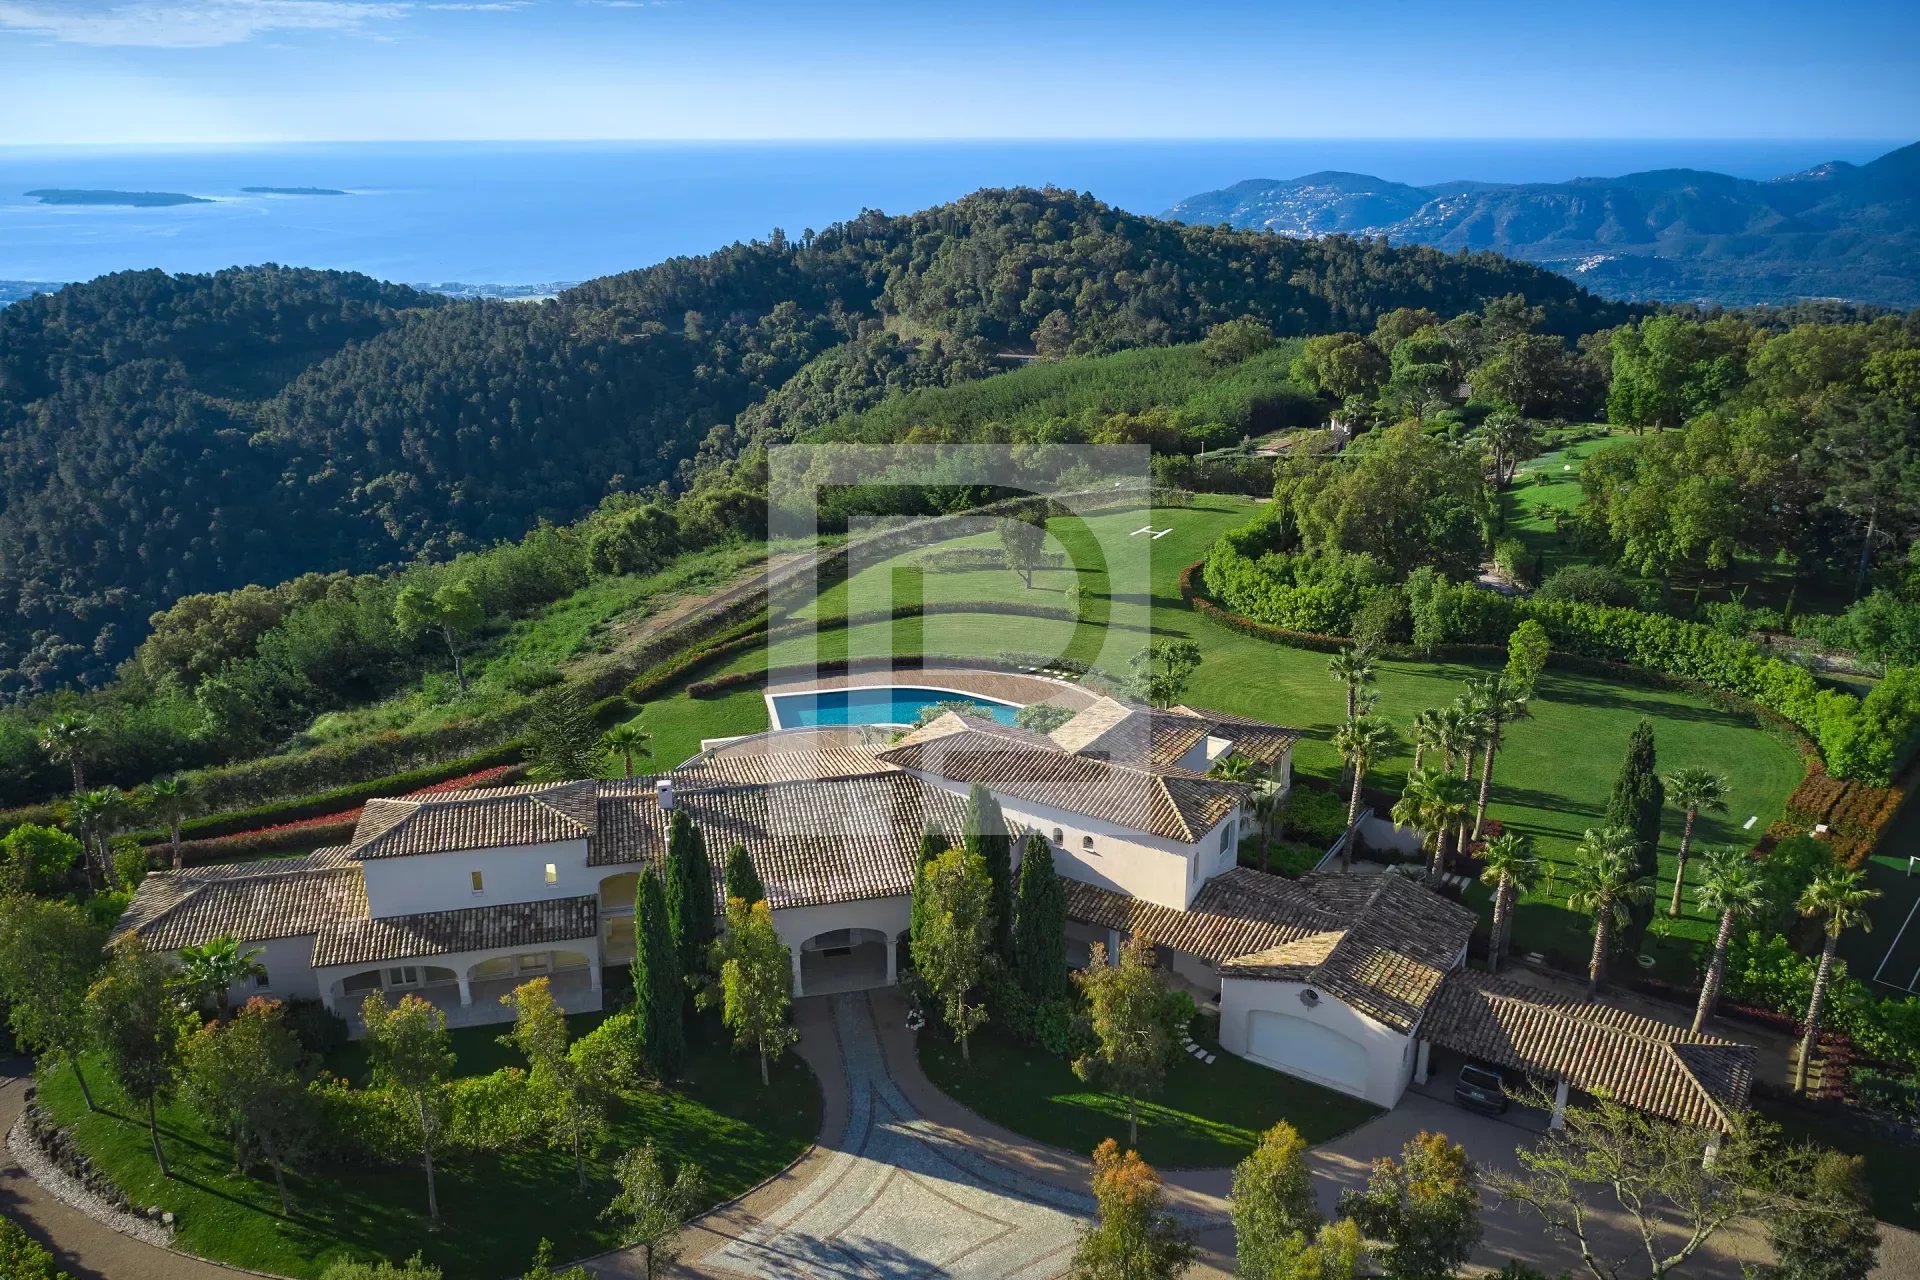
[964,784,1015,962]
[722,841,766,906]
[909,823,948,951]
[1605,718,1665,947]
[1013,831,1068,1000]
[663,809,715,997]
[632,868,685,1079]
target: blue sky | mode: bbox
[2,0,1915,145]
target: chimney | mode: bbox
[655,778,674,812]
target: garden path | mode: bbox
[0,1058,250,1280]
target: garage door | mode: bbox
[1246,1011,1369,1096]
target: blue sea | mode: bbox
[0,139,1902,289]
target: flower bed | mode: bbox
[157,764,523,866]
[1786,757,1910,868]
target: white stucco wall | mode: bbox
[1218,976,1413,1108]
[902,768,1245,910]
[771,895,910,954]
[171,932,323,1007]
[358,836,594,918]
[1358,814,1425,856]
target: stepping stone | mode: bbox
[1203,1053,1216,1064]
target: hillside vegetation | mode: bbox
[0,187,1630,696]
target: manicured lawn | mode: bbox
[918,1021,1380,1169]
[618,495,1804,974]
[35,1014,821,1280]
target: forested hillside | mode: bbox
[0,187,1631,696]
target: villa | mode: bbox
[116,679,1755,1133]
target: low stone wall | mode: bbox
[9,1088,175,1247]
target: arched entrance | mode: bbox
[798,927,892,997]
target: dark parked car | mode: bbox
[1454,1063,1509,1115]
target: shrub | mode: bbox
[1533,564,1642,608]
[1277,787,1349,845]
[0,1212,70,1280]
[1853,1066,1920,1121]
[284,997,351,1058]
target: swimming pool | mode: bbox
[767,685,1021,729]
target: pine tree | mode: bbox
[964,784,1014,962]
[722,842,765,906]
[632,870,685,1080]
[1605,719,1665,948]
[1013,831,1068,1001]
[663,810,715,995]
[527,684,601,781]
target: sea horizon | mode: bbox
[1,137,1904,289]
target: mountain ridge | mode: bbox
[1164,142,1920,307]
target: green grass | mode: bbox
[1761,1105,1920,1230]
[36,1015,820,1280]
[918,1021,1379,1169]
[619,495,1805,975]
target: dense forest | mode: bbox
[0,188,1631,697]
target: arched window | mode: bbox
[1081,835,1095,851]
[1052,827,1064,845]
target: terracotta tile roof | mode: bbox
[591,773,971,910]
[349,781,598,860]
[1050,697,1301,771]
[1067,867,1474,1033]
[313,896,598,968]
[1064,868,1334,964]
[877,713,1248,843]
[674,747,894,786]
[1169,705,1302,767]
[115,850,368,951]
[1422,972,1755,1129]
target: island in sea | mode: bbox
[25,189,212,207]
[241,186,349,196]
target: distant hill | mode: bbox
[0,187,1630,696]
[1164,143,1920,307]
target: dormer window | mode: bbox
[470,870,485,894]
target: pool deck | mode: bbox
[762,662,1095,715]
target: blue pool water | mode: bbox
[769,686,1020,729]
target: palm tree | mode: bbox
[39,714,97,792]
[1792,868,1880,1095]
[601,722,651,778]
[1466,675,1530,841]
[1209,753,1257,783]
[176,934,267,1017]
[1331,715,1398,870]
[61,786,129,889]
[1691,850,1767,1033]
[1479,832,1544,974]
[1409,708,1445,772]
[1664,767,1730,917]
[1440,698,1489,854]
[1478,410,1537,487]
[1327,645,1378,722]
[1391,766,1470,883]
[1565,827,1653,995]
[140,775,196,871]
[1250,787,1284,875]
